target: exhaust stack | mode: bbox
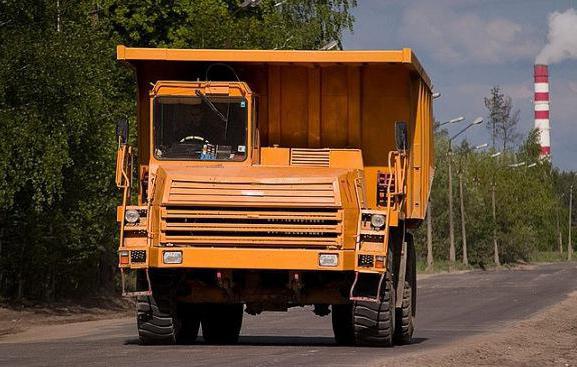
[534,64,551,158]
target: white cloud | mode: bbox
[400,1,540,65]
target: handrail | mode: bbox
[117,144,132,248]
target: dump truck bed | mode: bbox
[117,46,434,222]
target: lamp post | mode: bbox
[557,193,565,255]
[490,151,502,266]
[458,143,488,266]
[447,117,483,267]
[569,185,573,261]
[489,156,533,266]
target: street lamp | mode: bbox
[508,161,526,168]
[447,117,483,267]
[569,185,574,261]
[437,116,464,127]
[489,154,529,266]
[490,151,502,266]
[458,142,487,266]
[319,40,339,50]
[432,92,441,99]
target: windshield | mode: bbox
[153,95,248,161]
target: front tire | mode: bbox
[136,295,179,345]
[137,297,202,345]
[352,274,396,347]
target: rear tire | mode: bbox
[352,274,396,347]
[201,303,244,344]
[331,304,354,345]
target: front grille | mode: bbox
[167,179,338,207]
[160,206,343,248]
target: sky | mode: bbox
[342,0,577,171]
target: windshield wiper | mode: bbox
[195,90,227,123]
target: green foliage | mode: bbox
[104,0,356,49]
[0,0,136,300]
[0,0,356,301]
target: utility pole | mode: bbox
[492,181,500,266]
[426,199,433,270]
[556,200,563,254]
[448,143,456,266]
[446,117,483,269]
[459,171,468,266]
[569,185,573,261]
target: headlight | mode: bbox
[319,253,338,267]
[163,251,182,264]
[125,209,140,224]
[371,214,386,229]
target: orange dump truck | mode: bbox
[115,46,434,347]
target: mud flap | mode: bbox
[349,271,386,303]
[395,240,408,308]
[121,268,153,297]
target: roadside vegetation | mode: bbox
[413,87,576,269]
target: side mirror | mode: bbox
[116,118,129,145]
[395,121,408,151]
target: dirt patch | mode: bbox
[0,297,133,337]
[383,291,577,367]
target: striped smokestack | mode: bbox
[534,64,551,158]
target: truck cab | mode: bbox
[115,46,433,347]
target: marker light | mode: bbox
[119,250,129,265]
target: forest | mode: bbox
[0,0,572,301]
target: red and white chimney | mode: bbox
[534,64,551,158]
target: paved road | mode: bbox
[1,263,576,367]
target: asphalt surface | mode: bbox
[1,262,576,367]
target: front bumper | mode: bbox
[121,247,356,271]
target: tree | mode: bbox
[104,0,357,50]
[484,86,521,152]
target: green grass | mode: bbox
[416,259,472,273]
[417,251,572,274]
[531,251,569,263]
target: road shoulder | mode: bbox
[383,290,577,367]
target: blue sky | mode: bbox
[342,0,577,171]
